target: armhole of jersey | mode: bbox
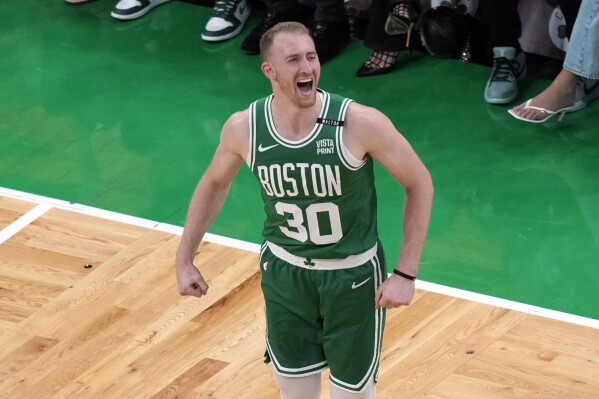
[246,101,256,171]
[336,98,367,170]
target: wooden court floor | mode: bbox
[1,193,599,399]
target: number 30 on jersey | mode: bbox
[275,201,342,245]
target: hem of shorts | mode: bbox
[272,363,329,378]
[329,370,375,393]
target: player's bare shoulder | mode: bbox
[221,108,251,160]
[344,101,396,158]
[345,101,391,133]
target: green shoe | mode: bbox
[484,47,527,105]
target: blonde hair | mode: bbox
[259,21,311,60]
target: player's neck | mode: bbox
[270,92,321,141]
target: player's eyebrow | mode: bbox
[285,51,318,60]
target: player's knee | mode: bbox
[329,375,376,399]
[273,369,322,399]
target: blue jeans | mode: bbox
[564,0,599,79]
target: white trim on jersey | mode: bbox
[247,100,257,171]
[264,90,330,148]
[336,97,367,171]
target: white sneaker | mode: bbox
[577,77,599,105]
[201,0,250,42]
[111,0,170,21]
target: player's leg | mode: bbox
[320,245,387,394]
[273,369,322,399]
[329,375,376,399]
[260,244,328,391]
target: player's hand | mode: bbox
[176,263,209,298]
[375,274,415,309]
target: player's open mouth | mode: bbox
[297,78,313,94]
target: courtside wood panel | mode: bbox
[0,197,36,230]
[0,197,598,398]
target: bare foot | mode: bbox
[510,69,578,121]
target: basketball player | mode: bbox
[176,22,433,399]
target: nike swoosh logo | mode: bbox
[258,143,279,152]
[236,2,248,19]
[584,80,599,96]
[351,277,372,289]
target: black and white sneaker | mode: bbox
[201,0,250,42]
[111,0,170,21]
[577,77,599,105]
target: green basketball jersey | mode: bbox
[247,89,378,259]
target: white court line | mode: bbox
[0,186,597,330]
[416,280,599,330]
[0,203,52,244]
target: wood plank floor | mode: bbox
[1,195,598,398]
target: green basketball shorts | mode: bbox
[259,241,387,393]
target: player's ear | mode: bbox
[262,62,275,79]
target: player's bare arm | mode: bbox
[175,110,249,298]
[344,102,434,308]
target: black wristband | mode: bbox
[393,269,416,281]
